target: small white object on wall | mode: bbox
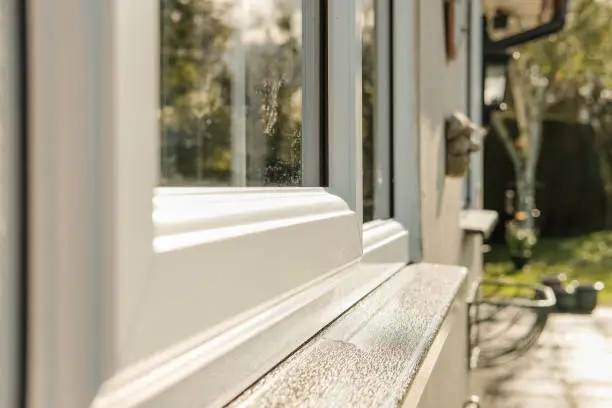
[446,112,486,178]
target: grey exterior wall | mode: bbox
[407,1,482,406]
[417,0,469,265]
[461,233,484,284]
[413,302,469,408]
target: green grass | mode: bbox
[484,231,612,305]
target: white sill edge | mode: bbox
[459,209,499,239]
[95,195,410,407]
[94,248,407,408]
[154,187,409,256]
[154,187,349,237]
[126,188,361,366]
[363,219,409,254]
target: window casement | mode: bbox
[468,0,484,208]
[362,0,392,223]
[26,1,418,407]
[0,0,24,407]
[463,0,484,210]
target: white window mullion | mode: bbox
[302,0,323,187]
[328,0,363,229]
[28,0,159,405]
[26,0,155,406]
[25,0,417,406]
[113,0,160,368]
[373,0,391,220]
[0,1,22,407]
[469,0,484,208]
[230,0,248,186]
[392,0,421,261]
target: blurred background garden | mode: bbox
[482,0,612,307]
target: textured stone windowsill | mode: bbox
[228,263,468,408]
[460,209,499,239]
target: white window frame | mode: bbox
[468,0,484,209]
[362,0,393,222]
[0,0,23,407]
[373,0,392,220]
[463,0,484,209]
[392,0,422,260]
[27,1,419,407]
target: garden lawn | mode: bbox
[484,231,612,305]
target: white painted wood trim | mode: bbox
[153,187,344,238]
[122,189,359,364]
[26,1,415,407]
[0,0,22,407]
[27,0,158,406]
[27,0,123,406]
[124,188,408,364]
[92,200,408,408]
[93,260,403,408]
[328,0,363,229]
[113,0,160,369]
[301,0,323,187]
[373,0,392,220]
[469,0,484,208]
[112,1,411,404]
[363,219,409,263]
[392,0,422,260]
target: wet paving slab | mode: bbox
[475,308,612,408]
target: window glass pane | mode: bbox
[362,0,376,222]
[362,0,391,223]
[160,0,306,186]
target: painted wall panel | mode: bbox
[417,0,470,264]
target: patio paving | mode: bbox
[475,307,612,408]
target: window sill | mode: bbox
[94,189,409,408]
[460,209,499,239]
[229,263,468,407]
[363,218,410,263]
[123,187,359,365]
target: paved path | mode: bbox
[475,308,612,408]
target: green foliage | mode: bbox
[486,231,612,305]
[362,4,375,221]
[493,0,612,238]
[160,0,304,186]
[516,0,612,115]
[505,219,538,258]
[160,0,234,184]
[519,0,612,226]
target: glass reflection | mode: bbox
[160,0,303,186]
[362,0,376,222]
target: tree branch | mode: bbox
[526,84,546,183]
[491,111,522,172]
[508,61,531,138]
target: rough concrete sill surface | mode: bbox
[228,263,467,408]
[460,209,499,239]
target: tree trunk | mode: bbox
[514,165,537,228]
[502,57,545,229]
[593,131,612,228]
[522,113,543,229]
[604,185,612,229]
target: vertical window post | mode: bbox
[328,0,363,229]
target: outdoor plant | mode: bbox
[505,211,538,270]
